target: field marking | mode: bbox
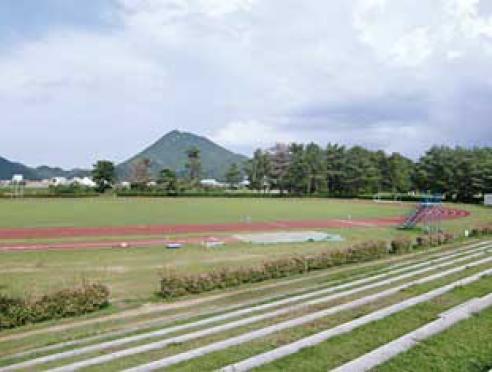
[332,292,492,372]
[3,242,488,362]
[42,255,492,371]
[219,269,492,372]
[334,220,375,227]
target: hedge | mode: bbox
[160,240,389,299]
[390,237,414,254]
[0,283,109,330]
[115,190,359,198]
[158,228,486,300]
[470,223,492,237]
[415,232,456,248]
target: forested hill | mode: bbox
[0,157,90,181]
[117,130,248,181]
[0,156,38,180]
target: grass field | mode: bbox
[0,228,402,300]
[0,198,490,303]
[0,197,405,228]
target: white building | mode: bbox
[11,174,24,183]
[50,177,69,186]
[70,177,97,188]
[485,194,492,207]
[239,179,251,188]
[200,179,226,188]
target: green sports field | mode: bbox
[0,197,489,300]
[0,197,405,228]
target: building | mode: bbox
[11,174,24,183]
[200,179,226,188]
[70,177,96,188]
[50,177,69,186]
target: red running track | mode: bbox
[0,207,470,252]
[0,217,406,240]
[0,218,402,252]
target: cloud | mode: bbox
[211,120,296,150]
[0,0,491,167]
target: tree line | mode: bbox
[91,144,492,202]
[245,144,492,202]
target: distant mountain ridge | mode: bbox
[34,166,90,180]
[117,130,248,181]
[0,156,38,180]
[0,158,90,181]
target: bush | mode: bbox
[416,232,457,248]
[159,240,389,299]
[470,224,492,237]
[49,185,98,197]
[390,237,414,254]
[0,283,109,330]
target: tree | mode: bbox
[92,160,116,193]
[185,147,201,183]
[268,143,291,194]
[157,168,178,192]
[245,149,271,191]
[131,158,151,188]
[325,143,346,195]
[304,143,326,194]
[285,144,307,194]
[379,152,414,193]
[225,163,242,187]
[414,146,456,197]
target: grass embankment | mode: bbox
[250,275,492,372]
[377,308,492,372]
[1,242,483,358]
[15,248,491,371]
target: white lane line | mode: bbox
[114,260,492,372]
[332,292,492,372]
[334,220,375,227]
[219,269,492,372]
[32,253,492,372]
[5,244,488,372]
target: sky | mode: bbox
[0,0,491,169]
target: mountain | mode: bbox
[117,130,248,181]
[34,166,90,180]
[0,157,90,181]
[0,156,39,180]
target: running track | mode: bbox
[0,207,470,252]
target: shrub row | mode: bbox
[160,240,389,299]
[415,232,457,248]
[115,190,360,199]
[470,223,492,237]
[159,228,487,300]
[0,283,109,330]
